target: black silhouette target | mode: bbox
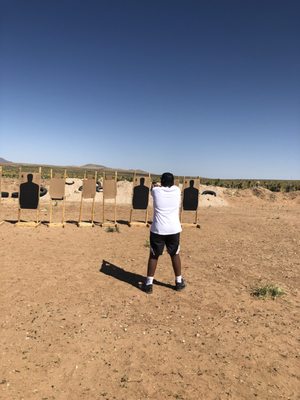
[182,179,200,211]
[132,176,150,210]
[19,172,41,210]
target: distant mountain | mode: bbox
[0,159,151,175]
[81,164,150,175]
[0,157,12,163]
[81,163,107,169]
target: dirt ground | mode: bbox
[0,187,299,400]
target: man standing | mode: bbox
[143,172,186,294]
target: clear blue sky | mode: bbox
[1,0,299,179]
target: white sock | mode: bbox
[175,275,182,283]
[146,277,154,285]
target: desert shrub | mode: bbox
[251,284,284,299]
[105,226,119,233]
[284,184,293,192]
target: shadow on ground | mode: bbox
[100,259,174,291]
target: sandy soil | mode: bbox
[0,185,299,400]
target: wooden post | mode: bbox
[102,171,105,224]
[78,176,84,226]
[129,171,136,225]
[194,176,200,226]
[145,172,151,225]
[114,171,117,225]
[62,169,67,226]
[36,166,42,224]
[49,169,53,224]
[91,171,97,225]
[18,167,22,223]
[180,176,185,223]
[0,166,4,226]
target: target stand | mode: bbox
[180,177,201,229]
[101,171,118,228]
[78,171,97,227]
[129,172,151,227]
[48,169,66,227]
[16,167,42,227]
[0,166,4,226]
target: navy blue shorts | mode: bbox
[150,231,180,257]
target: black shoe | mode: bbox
[175,278,186,291]
[142,283,153,294]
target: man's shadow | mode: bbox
[99,260,174,291]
